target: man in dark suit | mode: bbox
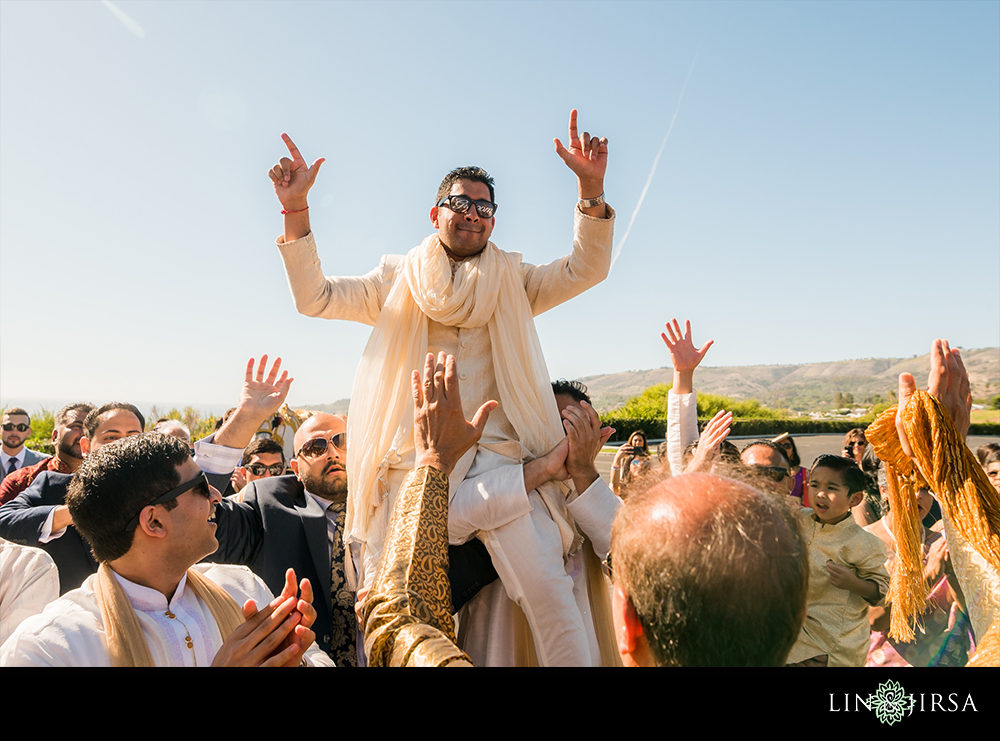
[2,408,46,481]
[211,411,498,667]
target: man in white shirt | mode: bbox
[1,408,45,480]
[1,432,330,667]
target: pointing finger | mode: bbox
[568,109,579,144]
[281,132,304,164]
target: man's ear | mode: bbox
[51,427,58,443]
[80,437,91,456]
[137,506,168,540]
[614,583,644,655]
[430,206,439,228]
[289,457,301,480]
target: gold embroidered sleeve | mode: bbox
[363,466,472,667]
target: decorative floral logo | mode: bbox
[868,680,912,725]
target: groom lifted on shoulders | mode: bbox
[268,110,620,666]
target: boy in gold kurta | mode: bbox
[787,455,890,667]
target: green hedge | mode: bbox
[600,416,1000,441]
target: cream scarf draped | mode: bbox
[345,235,579,557]
[94,563,245,667]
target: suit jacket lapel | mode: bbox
[299,492,333,606]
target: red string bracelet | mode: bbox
[281,206,309,215]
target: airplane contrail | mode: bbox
[101,0,146,38]
[610,49,700,270]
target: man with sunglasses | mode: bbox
[740,440,796,501]
[269,109,617,665]
[1,408,45,482]
[229,437,287,500]
[210,413,363,666]
[2,433,332,667]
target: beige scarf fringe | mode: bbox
[95,563,245,667]
[867,391,1000,648]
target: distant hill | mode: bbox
[302,348,999,416]
[298,398,351,415]
[578,347,1000,413]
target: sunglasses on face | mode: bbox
[245,462,286,477]
[124,472,211,532]
[436,194,498,219]
[751,465,790,482]
[2,423,29,432]
[296,432,347,459]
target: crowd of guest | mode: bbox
[0,330,996,667]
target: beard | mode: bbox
[299,462,348,502]
[58,438,83,460]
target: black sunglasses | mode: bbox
[124,472,210,532]
[2,423,30,432]
[751,465,789,483]
[296,432,347,459]
[436,194,498,219]
[245,462,286,477]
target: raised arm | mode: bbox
[269,133,325,243]
[662,318,712,474]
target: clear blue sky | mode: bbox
[2,0,997,413]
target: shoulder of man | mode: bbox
[0,575,107,667]
[241,475,305,508]
[23,471,74,502]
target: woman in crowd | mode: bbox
[773,433,806,503]
[611,430,650,496]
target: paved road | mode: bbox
[595,433,999,486]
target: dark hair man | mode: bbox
[1,433,329,667]
[0,402,94,505]
[241,437,286,482]
[2,407,45,481]
[740,439,795,500]
[610,472,808,666]
[268,110,617,665]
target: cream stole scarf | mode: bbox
[94,563,244,667]
[345,235,579,557]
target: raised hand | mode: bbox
[412,352,498,476]
[268,133,325,210]
[895,339,972,460]
[553,109,609,190]
[214,356,294,450]
[237,355,293,422]
[684,410,732,474]
[661,318,714,372]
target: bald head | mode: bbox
[611,473,807,667]
[290,413,348,501]
[293,413,346,454]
